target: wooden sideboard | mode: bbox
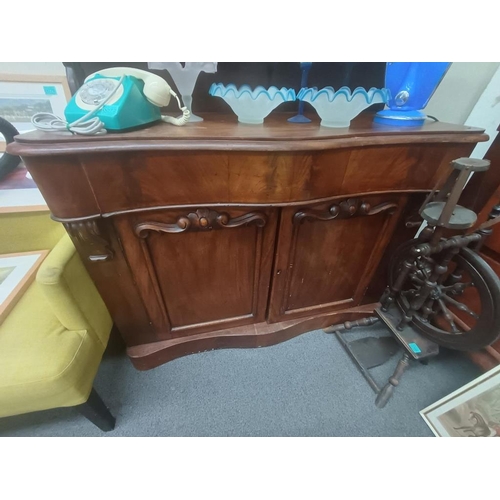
[9,113,488,370]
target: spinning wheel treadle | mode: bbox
[375,305,439,360]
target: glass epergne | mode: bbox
[297,86,388,128]
[148,62,218,122]
[209,83,296,124]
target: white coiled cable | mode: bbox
[162,90,191,126]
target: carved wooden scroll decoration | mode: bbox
[64,220,114,262]
[135,208,268,238]
[293,198,398,225]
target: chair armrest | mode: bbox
[36,234,92,333]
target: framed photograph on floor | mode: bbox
[0,250,49,324]
[0,73,71,134]
[420,364,500,437]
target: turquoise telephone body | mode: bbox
[64,68,187,131]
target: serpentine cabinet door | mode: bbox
[268,194,406,322]
[113,207,278,339]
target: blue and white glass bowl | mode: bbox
[209,83,296,124]
[297,86,388,128]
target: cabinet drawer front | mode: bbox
[114,207,277,338]
[268,194,405,322]
[73,144,474,217]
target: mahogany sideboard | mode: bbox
[9,113,488,370]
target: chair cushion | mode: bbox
[0,281,104,418]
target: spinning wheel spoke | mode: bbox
[453,281,474,295]
[437,299,462,333]
[441,282,473,292]
[441,294,479,319]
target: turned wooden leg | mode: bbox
[323,316,379,333]
[375,353,411,408]
[77,387,116,432]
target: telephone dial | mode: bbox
[31,68,190,135]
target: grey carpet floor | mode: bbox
[0,325,481,436]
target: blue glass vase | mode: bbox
[374,62,451,126]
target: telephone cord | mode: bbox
[162,90,191,126]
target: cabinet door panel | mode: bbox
[150,227,256,327]
[269,195,406,322]
[114,207,277,338]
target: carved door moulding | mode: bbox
[135,208,268,238]
[293,197,399,225]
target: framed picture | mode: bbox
[420,364,500,437]
[0,250,49,324]
[0,73,71,134]
[0,74,69,211]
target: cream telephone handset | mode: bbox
[31,67,190,135]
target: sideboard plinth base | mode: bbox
[127,303,378,370]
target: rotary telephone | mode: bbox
[32,67,190,135]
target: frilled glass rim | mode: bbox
[298,86,388,103]
[209,83,296,101]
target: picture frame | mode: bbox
[0,73,71,137]
[0,74,70,211]
[420,364,500,437]
[0,250,49,324]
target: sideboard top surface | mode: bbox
[9,112,487,156]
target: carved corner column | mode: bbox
[63,219,114,262]
[62,216,157,346]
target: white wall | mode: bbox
[0,62,65,76]
[466,66,500,158]
[425,62,500,125]
[1,62,498,127]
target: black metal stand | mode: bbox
[77,387,116,432]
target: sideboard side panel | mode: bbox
[23,156,100,219]
[64,218,157,346]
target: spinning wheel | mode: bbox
[388,239,500,350]
[328,156,500,408]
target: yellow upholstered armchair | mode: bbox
[0,212,115,431]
